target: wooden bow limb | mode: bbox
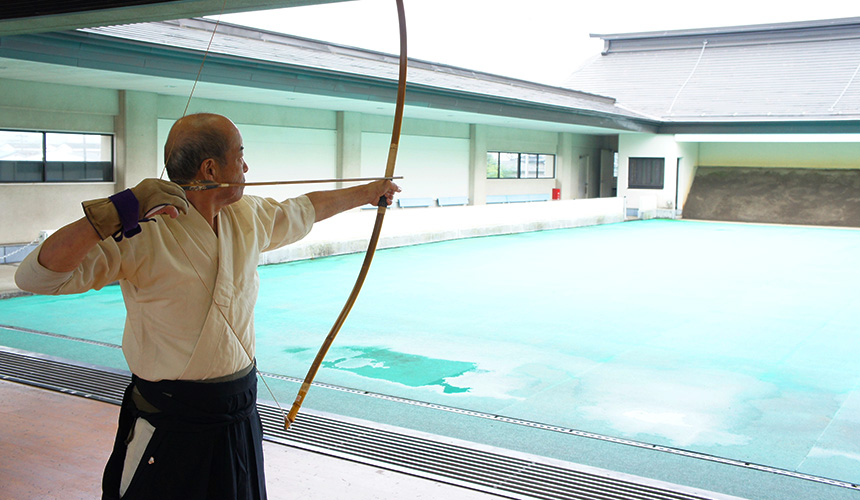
[285,0,407,430]
[180,176,403,191]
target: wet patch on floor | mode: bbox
[321,346,477,394]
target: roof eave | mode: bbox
[658,119,860,135]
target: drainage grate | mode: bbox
[0,346,750,500]
[4,327,856,494]
[260,406,727,500]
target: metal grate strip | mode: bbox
[258,405,708,500]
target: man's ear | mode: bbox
[199,158,218,180]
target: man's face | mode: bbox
[215,123,248,205]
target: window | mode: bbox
[486,151,555,179]
[628,157,664,189]
[0,130,114,183]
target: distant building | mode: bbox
[565,17,860,224]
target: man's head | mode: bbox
[164,113,233,184]
[164,113,248,206]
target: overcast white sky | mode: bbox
[216,0,859,85]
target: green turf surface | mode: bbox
[2,219,859,491]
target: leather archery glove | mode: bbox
[82,179,189,241]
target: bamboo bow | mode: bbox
[165,0,408,430]
[285,0,408,429]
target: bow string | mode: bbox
[285,0,407,429]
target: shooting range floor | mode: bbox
[1,219,859,500]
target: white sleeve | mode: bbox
[14,240,125,295]
[14,246,75,295]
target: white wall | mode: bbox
[699,142,860,169]
[482,127,611,202]
[361,132,470,199]
[0,78,119,243]
[157,118,339,201]
[617,133,701,214]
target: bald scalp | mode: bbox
[164,113,233,183]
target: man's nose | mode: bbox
[243,161,249,173]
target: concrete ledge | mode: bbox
[486,194,552,204]
[260,197,625,266]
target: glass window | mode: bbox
[500,152,519,179]
[538,154,555,179]
[486,152,500,178]
[0,131,42,161]
[486,151,556,180]
[522,154,539,178]
[0,130,113,183]
[46,133,111,162]
[628,157,664,189]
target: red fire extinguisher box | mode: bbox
[552,188,561,200]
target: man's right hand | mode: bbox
[82,179,189,240]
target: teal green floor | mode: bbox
[2,219,859,498]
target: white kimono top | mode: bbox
[16,195,315,382]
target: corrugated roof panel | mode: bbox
[566,24,860,121]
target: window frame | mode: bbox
[486,151,556,180]
[627,157,665,190]
[0,129,115,183]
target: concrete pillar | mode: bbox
[557,133,574,200]
[469,124,487,205]
[115,90,159,189]
[337,111,362,186]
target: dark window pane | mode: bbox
[44,161,63,181]
[87,161,113,181]
[0,161,14,181]
[2,161,44,181]
[628,157,665,189]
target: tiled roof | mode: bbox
[563,17,860,122]
[80,19,652,124]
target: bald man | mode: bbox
[15,113,400,500]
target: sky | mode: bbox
[215,0,860,86]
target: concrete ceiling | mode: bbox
[0,0,349,36]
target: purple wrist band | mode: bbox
[108,189,142,240]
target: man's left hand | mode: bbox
[369,179,401,207]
